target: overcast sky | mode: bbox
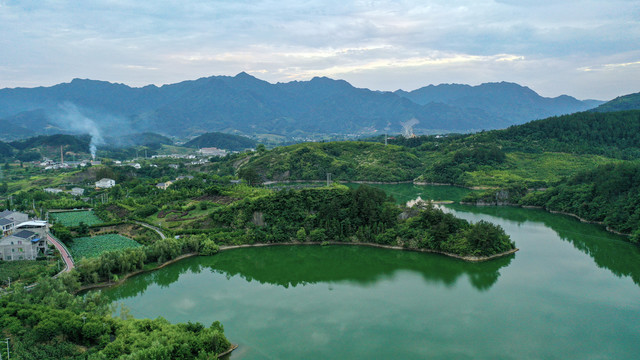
[1,0,639,100]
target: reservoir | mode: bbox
[99,185,640,359]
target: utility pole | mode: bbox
[326,173,331,187]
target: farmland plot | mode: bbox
[50,210,103,227]
[70,234,141,259]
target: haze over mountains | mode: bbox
[0,73,604,141]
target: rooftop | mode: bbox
[13,229,36,239]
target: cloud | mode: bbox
[579,60,640,72]
[0,0,639,99]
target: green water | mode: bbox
[100,185,640,359]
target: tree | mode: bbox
[296,227,307,242]
[238,167,261,186]
[77,221,89,236]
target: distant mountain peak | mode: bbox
[235,71,255,79]
[0,74,605,140]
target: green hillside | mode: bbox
[489,110,640,159]
[241,142,422,182]
[184,132,257,151]
[592,92,640,113]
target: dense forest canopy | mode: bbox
[520,162,640,241]
[183,132,257,151]
[210,185,514,257]
[241,141,422,182]
[490,110,640,159]
[592,92,640,113]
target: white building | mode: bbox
[0,210,29,225]
[0,218,14,237]
[70,187,85,196]
[198,147,227,157]
[95,178,116,188]
[0,229,47,261]
[44,188,64,194]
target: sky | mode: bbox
[1,0,639,100]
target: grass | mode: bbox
[50,210,103,227]
[157,144,196,155]
[69,234,141,259]
[3,166,80,193]
[464,152,621,187]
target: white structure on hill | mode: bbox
[198,147,227,157]
[95,178,116,188]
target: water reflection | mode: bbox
[447,204,640,286]
[105,245,513,300]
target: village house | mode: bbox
[175,175,194,181]
[156,181,173,190]
[95,178,116,189]
[198,147,227,157]
[0,229,47,261]
[0,218,14,237]
[0,210,29,225]
[44,188,64,194]
[70,187,85,196]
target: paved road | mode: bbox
[134,221,166,239]
[47,233,74,272]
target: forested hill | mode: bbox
[592,92,640,113]
[479,110,640,159]
[184,132,257,151]
[521,162,640,240]
[240,142,422,183]
[0,141,12,158]
[9,134,91,152]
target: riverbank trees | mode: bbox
[0,273,232,358]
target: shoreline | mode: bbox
[459,202,631,238]
[74,252,198,293]
[77,242,518,293]
[218,242,519,262]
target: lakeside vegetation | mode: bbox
[461,161,640,243]
[0,275,232,359]
[209,185,514,257]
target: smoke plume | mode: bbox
[400,118,419,138]
[53,102,105,159]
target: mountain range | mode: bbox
[0,73,605,141]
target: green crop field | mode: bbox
[50,210,103,227]
[69,234,141,259]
